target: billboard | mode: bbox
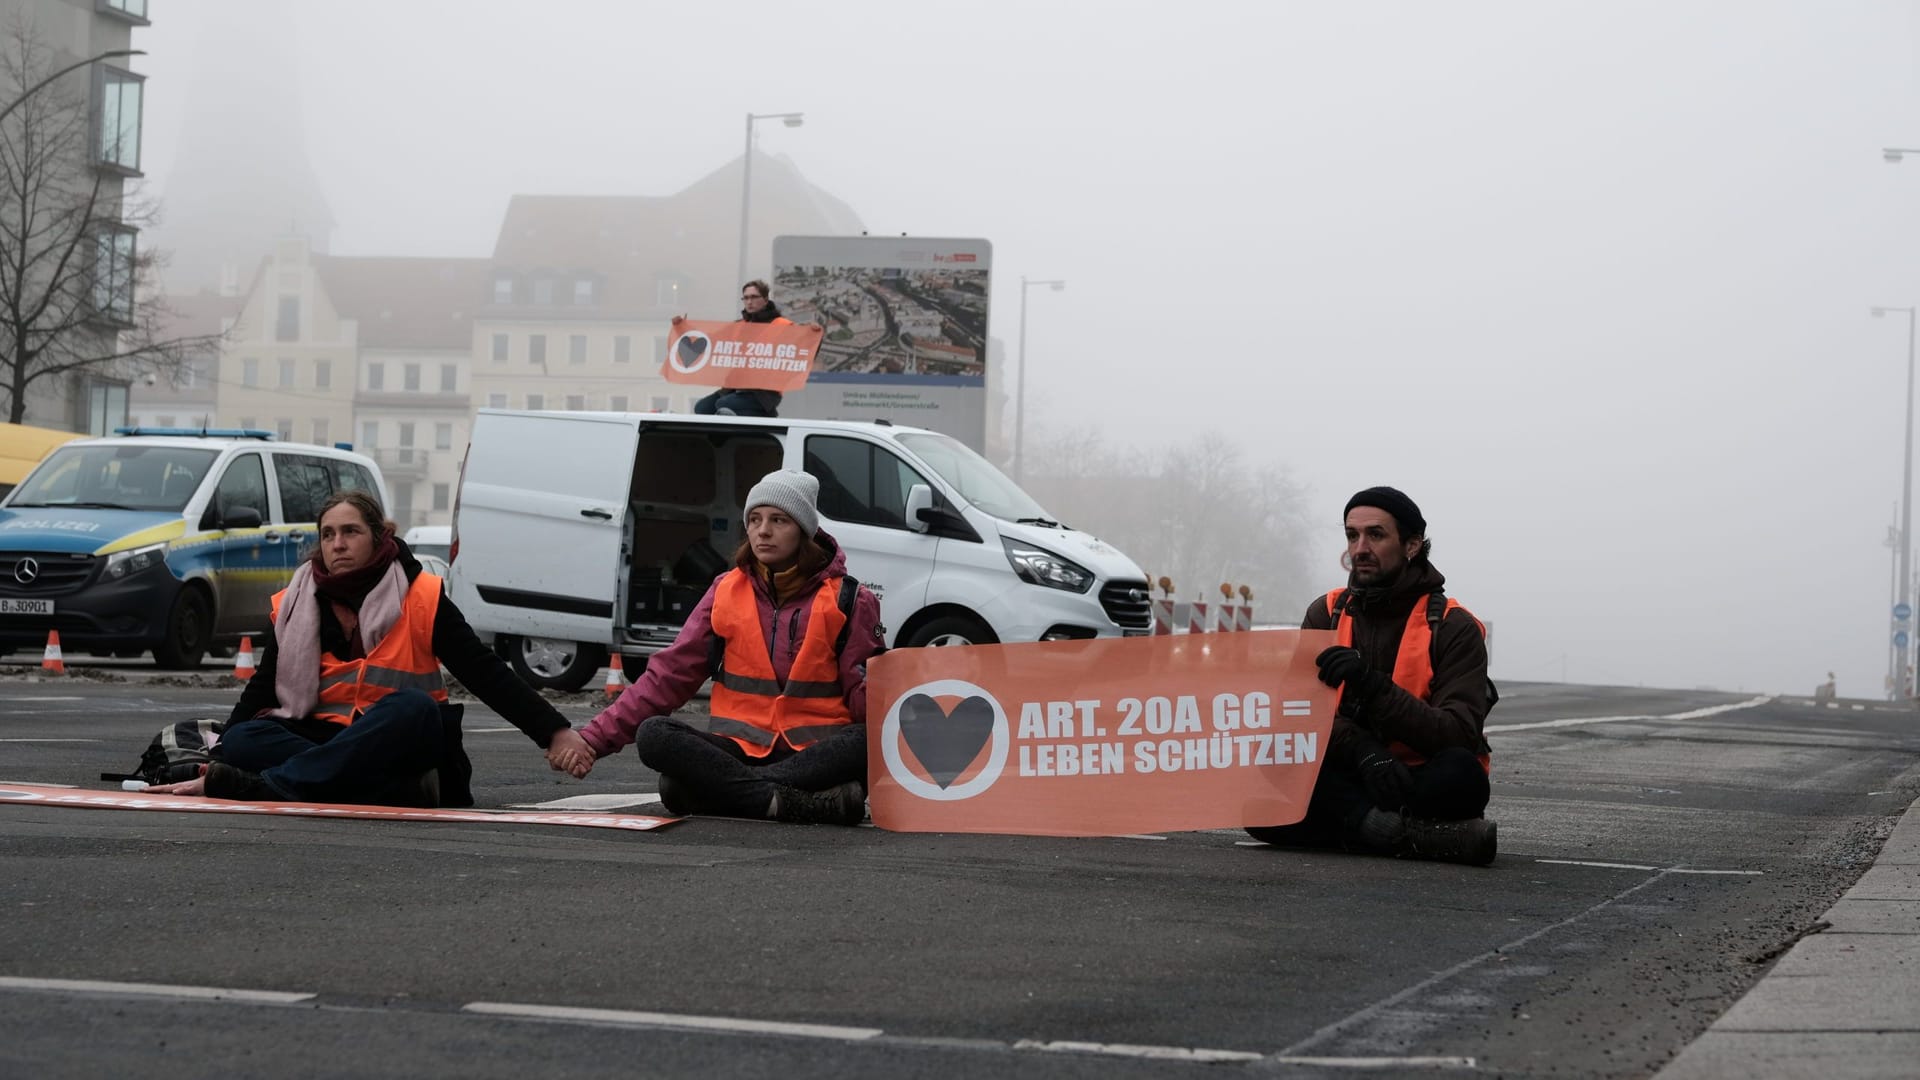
[772,235,991,450]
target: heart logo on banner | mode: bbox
[673,333,710,372]
[897,693,996,788]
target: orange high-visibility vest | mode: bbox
[1325,588,1490,773]
[270,573,447,726]
[706,569,852,757]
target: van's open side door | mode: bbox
[455,411,636,646]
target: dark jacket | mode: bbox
[577,529,884,758]
[227,541,572,750]
[1301,559,1492,768]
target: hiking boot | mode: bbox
[768,780,866,826]
[204,762,283,802]
[1402,816,1498,866]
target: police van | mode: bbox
[0,429,387,667]
[447,410,1152,690]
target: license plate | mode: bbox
[0,598,53,615]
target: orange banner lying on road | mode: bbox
[660,319,824,391]
[0,784,678,831]
[868,630,1337,837]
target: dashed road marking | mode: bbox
[1486,695,1770,734]
[0,976,312,1004]
[1535,859,1763,876]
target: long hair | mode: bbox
[732,534,831,579]
[309,489,396,569]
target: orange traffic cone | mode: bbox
[233,636,256,681]
[39,630,64,675]
[605,653,626,698]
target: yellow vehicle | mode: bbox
[0,422,84,499]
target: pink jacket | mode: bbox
[577,530,885,757]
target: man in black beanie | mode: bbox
[1246,486,1498,865]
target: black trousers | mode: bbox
[1246,745,1489,849]
[633,716,866,818]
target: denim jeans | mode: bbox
[217,689,445,805]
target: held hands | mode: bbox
[546,729,595,779]
[1315,646,1387,702]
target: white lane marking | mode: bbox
[0,738,101,743]
[0,976,312,1004]
[1274,1056,1476,1069]
[1013,1039,1261,1063]
[1119,834,1168,841]
[0,780,74,786]
[464,1002,883,1041]
[0,696,84,702]
[1486,695,1769,734]
[1535,859,1763,876]
[507,793,659,811]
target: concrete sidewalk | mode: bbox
[1657,797,1920,1079]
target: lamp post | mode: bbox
[1872,304,1917,700]
[738,111,804,289]
[1013,276,1065,484]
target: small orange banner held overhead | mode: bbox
[660,319,824,391]
[868,630,1337,837]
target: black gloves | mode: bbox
[1355,738,1416,811]
[1316,646,1387,702]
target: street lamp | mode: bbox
[738,111,804,289]
[1013,276,1065,484]
[1872,304,1916,700]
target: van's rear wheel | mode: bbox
[152,587,211,670]
[506,636,606,692]
[903,614,996,649]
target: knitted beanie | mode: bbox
[742,469,821,537]
[1343,486,1425,539]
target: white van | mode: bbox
[448,410,1151,689]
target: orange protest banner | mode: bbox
[868,629,1337,837]
[660,319,824,391]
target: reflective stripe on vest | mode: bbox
[706,569,852,757]
[1326,588,1489,773]
[271,573,448,727]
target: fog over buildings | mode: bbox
[121,0,1920,697]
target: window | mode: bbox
[241,358,259,387]
[568,334,587,364]
[654,336,668,364]
[98,0,150,21]
[573,278,594,306]
[491,333,508,363]
[94,66,144,171]
[650,395,670,412]
[311,418,329,446]
[440,364,457,392]
[367,363,385,391]
[802,435,931,530]
[526,393,544,411]
[486,393,507,409]
[212,453,268,524]
[566,394,585,411]
[614,335,631,364]
[274,453,335,524]
[492,273,513,305]
[434,422,452,450]
[314,358,331,389]
[403,363,421,391]
[181,359,205,389]
[533,277,554,305]
[277,358,295,389]
[276,418,293,442]
[433,483,451,511]
[609,395,629,412]
[398,422,416,464]
[394,481,414,524]
[93,228,135,323]
[529,334,547,364]
[332,459,378,495]
[361,422,379,447]
[276,296,299,342]
[79,379,129,436]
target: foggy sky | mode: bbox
[132,1,1920,697]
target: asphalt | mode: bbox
[1655,792,1920,1079]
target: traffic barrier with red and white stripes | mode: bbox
[1152,598,1174,636]
[1188,599,1209,635]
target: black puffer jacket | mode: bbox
[1300,559,1492,768]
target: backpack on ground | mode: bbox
[100,718,228,786]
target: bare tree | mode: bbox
[1021,427,1320,623]
[0,18,216,425]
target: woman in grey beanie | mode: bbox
[562,469,883,825]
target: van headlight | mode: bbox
[103,542,168,580]
[1002,538,1093,593]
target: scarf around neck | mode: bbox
[264,538,410,721]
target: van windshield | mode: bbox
[897,432,1056,524]
[8,446,217,513]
